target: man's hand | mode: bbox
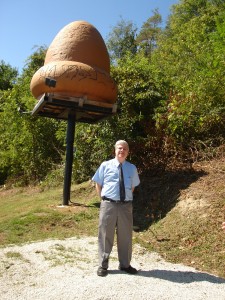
[222,222,225,231]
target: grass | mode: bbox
[0,182,99,246]
[5,251,25,260]
[0,159,225,279]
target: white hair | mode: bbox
[114,140,129,150]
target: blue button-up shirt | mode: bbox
[92,158,140,201]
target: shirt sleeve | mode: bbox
[132,165,140,187]
[92,162,105,186]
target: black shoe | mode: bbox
[97,266,108,277]
[119,265,138,274]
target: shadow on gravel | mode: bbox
[137,269,225,283]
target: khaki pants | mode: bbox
[98,200,133,269]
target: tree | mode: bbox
[0,61,18,91]
[106,18,138,62]
[136,9,162,57]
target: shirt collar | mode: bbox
[114,158,125,167]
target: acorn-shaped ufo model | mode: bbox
[30,21,117,105]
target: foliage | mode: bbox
[0,90,64,185]
[136,9,162,57]
[0,61,18,91]
[152,0,225,145]
[0,47,65,185]
[106,17,138,62]
[72,122,114,183]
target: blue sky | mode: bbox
[0,0,179,73]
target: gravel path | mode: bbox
[0,236,224,300]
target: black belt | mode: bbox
[102,196,132,204]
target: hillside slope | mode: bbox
[133,157,225,278]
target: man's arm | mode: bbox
[95,183,102,199]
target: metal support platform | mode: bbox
[32,93,117,123]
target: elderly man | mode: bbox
[92,140,140,277]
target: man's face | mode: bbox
[115,143,129,162]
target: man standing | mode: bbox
[92,140,140,277]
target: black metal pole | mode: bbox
[63,112,76,205]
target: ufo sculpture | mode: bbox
[31,20,118,122]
